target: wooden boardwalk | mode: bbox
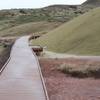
[0,36,48,100]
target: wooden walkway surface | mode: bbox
[0,36,48,100]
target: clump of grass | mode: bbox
[58,63,100,78]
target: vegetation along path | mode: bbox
[0,36,48,100]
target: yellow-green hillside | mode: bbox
[0,21,60,37]
[32,7,100,55]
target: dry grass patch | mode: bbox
[58,63,100,78]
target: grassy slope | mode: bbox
[0,21,61,37]
[0,46,4,53]
[32,7,100,55]
[0,6,83,37]
[0,1,99,37]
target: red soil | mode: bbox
[39,58,100,100]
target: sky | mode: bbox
[0,0,87,10]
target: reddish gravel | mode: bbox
[39,58,100,100]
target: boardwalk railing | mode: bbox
[0,57,11,74]
[30,46,49,100]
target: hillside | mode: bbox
[83,0,100,6]
[0,5,83,25]
[0,21,60,37]
[0,6,83,37]
[0,0,100,37]
[32,7,100,55]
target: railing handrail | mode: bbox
[29,36,49,100]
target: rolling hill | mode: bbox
[0,21,61,37]
[0,0,100,37]
[32,7,100,55]
[0,6,83,37]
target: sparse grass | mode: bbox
[0,3,97,37]
[0,21,61,37]
[0,39,14,70]
[15,15,48,24]
[58,63,100,78]
[0,6,80,33]
[32,7,100,55]
[0,45,5,53]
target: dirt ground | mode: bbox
[0,38,15,70]
[39,58,100,100]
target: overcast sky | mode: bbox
[0,0,87,9]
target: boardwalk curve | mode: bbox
[0,36,48,100]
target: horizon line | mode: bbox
[0,3,85,10]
